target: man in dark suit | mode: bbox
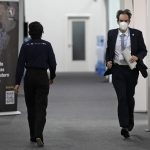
[104,9,147,138]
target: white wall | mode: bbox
[124,0,148,112]
[133,0,148,112]
[107,0,120,82]
[108,0,120,29]
[24,0,107,72]
[146,0,150,129]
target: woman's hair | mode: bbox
[116,9,132,21]
[29,21,43,39]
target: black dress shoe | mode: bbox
[121,128,130,138]
[128,123,134,131]
[30,137,36,142]
[36,138,44,147]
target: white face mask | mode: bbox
[119,22,128,31]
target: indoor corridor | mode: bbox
[0,73,150,150]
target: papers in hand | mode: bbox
[122,49,137,70]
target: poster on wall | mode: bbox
[0,1,19,113]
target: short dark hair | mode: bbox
[29,21,43,39]
[116,9,132,21]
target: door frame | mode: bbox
[65,14,90,72]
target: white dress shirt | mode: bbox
[114,29,131,65]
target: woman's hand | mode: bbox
[14,85,20,93]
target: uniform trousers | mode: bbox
[112,64,139,128]
[24,68,49,140]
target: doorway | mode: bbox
[66,16,90,72]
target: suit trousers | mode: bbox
[24,68,49,140]
[112,64,139,128]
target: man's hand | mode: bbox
[14,85,20,94]
[129,55,138,63]
[49,80,54,85]
[107,61,113,69]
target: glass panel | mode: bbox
[72,21,85,60]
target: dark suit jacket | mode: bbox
[104,28,148,78]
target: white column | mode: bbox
[108,0,120,29]
[123,0,148,112]
[107,0,121,82]
[133,0,148,112]
[146,0,150,131]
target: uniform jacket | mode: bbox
[15,39,57,85]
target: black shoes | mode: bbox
[36,138,44,147]
[30,137,44,147]
[121,128,130,138]
[128,123,134,131]
[30,137,36,142]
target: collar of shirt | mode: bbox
[118,28,129,37]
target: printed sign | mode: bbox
[0,1,19,112]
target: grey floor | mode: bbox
[0,72,150,150]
